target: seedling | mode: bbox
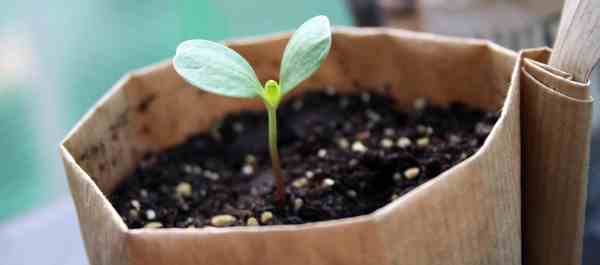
[173,16,332,205]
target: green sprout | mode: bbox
[173,16,332,205]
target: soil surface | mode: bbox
[110,90,499,229]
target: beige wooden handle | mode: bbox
[548,0,600,82]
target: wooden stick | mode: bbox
[548,0,600,82]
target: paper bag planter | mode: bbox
[519,48,592,265]
[61,28,522,265]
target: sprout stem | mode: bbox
[267,107,285,206]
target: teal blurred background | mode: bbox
[0,0,352,221]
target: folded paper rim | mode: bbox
[522,52,592,102]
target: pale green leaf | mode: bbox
[279,16,332,94]
[173,40,262,98]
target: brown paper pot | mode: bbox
[60,28,522,265]
[518,49,593,265]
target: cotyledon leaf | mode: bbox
[279,15,332,95]
[174,39,262,98]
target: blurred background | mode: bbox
[0,0,598,264]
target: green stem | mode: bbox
[267,107,285,206]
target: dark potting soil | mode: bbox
[109,90,499,229]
